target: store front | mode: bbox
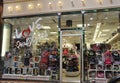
[1,1,120,83]
[1,12,84,82]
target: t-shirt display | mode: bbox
[62,48,80,77]
[88,44,120,82]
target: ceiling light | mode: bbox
[58,1,63,8]
[102,29,110,32]
[50,32,58,34]
[15,5,21,12]
[98,31,102,37]
[37,3,41,9]
[8,6,13,13]
[28,4,34,10]
[77,24,82,27]
[87,24,90,26]
[93,23,101,41]
[90,17,93,20]
[42,26,51,29]
[48,2,52,9]
[106,33,119,43]
[77,24,86,27]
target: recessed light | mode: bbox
[90,17,93,20]
[28,4,34,10]
[8,6,13,12]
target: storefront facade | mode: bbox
[1,0,120,83]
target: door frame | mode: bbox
[59,28,84,83]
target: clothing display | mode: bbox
[62,48,80,77]
[3,39,59,80]
[88,43,120,81]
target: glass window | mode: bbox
[2,15,60,81]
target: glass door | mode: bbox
[60,28,83,83]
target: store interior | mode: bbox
[2,9,120,82]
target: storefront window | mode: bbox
[85,10,120,82]
[2,16,60,81]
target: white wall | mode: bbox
[3,0,120,17]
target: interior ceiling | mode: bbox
[4,10,119,48]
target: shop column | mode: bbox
[0,0,3,79]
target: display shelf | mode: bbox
[87,44,120,81]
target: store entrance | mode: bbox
[60,28,83,83]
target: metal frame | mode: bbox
[59,28,83,83]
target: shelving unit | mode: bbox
[87,43,120,83]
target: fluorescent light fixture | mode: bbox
[77,24,82,27]
[102,29,110,32]
[50,32,58,34]
[1,24,11,57]
[42,26,51,29]
[77,24,86,27]
[101,34,107,37]
[106,33,119,43]
[98,31,102,37]
[93,23,101,41]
